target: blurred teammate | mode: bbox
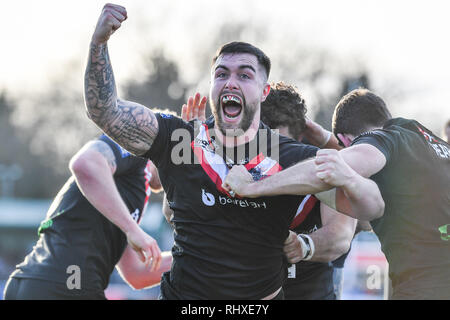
[260,82,355,299]
[83,4,382,299]
[3,134,171,299]
[224,88,450,299]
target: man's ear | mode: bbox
[261,83,271,102]
[337,133,354,148]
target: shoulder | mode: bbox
[352,118,422,157]
[155,111,192,130]
[152,112,197,143]
[98,134,130,158]
[277,135,319,167]
[97,134,147,170]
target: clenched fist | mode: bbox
[222,165,254,198]
[283,231,305,264]
[92,3,128,45]
[315,149,357,187]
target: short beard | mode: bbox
[211,97,257,137]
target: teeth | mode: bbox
[222,95,241,104]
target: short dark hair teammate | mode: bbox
[225,88,450,299]
[3,135,171,299]
[84,4,383,299]
[261,82,356,299]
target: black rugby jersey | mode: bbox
[352,118,450,298]
[145,114,318,299]
[284,196,335,300]
[12,135,151,293]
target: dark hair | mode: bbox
[332,88,392,136]
[261,81,307,140]
[212,41,271,79]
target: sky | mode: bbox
[1,0,449,133]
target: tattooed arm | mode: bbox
[69,140,162,271]
[84,4,158,156]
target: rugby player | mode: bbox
[224,88,450,299]
[83,4,383,299]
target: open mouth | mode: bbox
[221,94,243,121]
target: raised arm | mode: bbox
[69,140,161,271]
[84,4,158,156]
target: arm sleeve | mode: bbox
[143,113,190,169]
[283,142,319,168]
[351,130,398,163]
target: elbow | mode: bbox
[122,274,144,290]
[126,276,160,290]
[323,227,354,262]
[127,279,145,291]
[69,154,97,181]
[375,197,385,219]
[119,265,162,290]
[118,268,146,290]
[363,197,385,221]
[337,239,352,259]
[69,156,86,177]
[328,238,352,262]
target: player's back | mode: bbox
[352,118,450,298]
[11,135,149,294]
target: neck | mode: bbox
[214,119,260,148]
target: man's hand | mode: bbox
[222,165,254,198]
[283,231,305,264]
[302,117,330,147]
[302,116,342,150]
[181,93,207,122]
[92,4,128,45]
[125,226,162,272]
[315,149,358,187]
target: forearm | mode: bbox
[84,42,119,129]
[117,247,172,290]
[339,175,384,221]
[322,134,342,150]
[307,224,352,263]
[307,202,356,262]
[84,43,158,156]
[245,159,333,198]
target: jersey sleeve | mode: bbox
[98,134,147,175]
[282,141,319,168]
[143,113,190,169]
[351,130,398,163]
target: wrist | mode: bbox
[342,171,360,194]
[297,234,315,261]
[122,217,140,235]
[243,182,259,198]
[318,130,332,148]
[90,37,108,47]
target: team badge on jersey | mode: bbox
[160,113,173,119]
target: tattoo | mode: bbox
[90,141,117,173]
[84,43,159,156]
